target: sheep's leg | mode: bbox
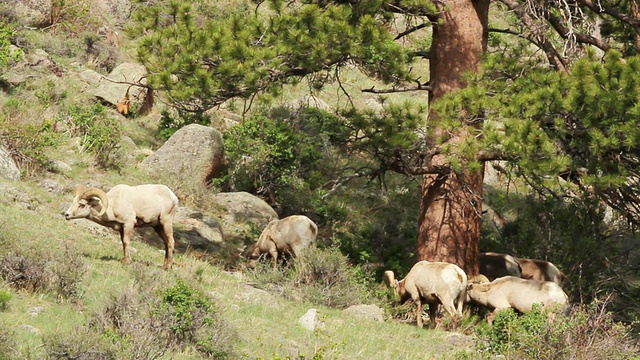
[266,239,278,267]
[440,297,460,322]
[427,303,438,328]
[414,298,424,328]
[154,223,175,270]
[268,248,278,268]
[120,224,134,264]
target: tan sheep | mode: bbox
[466,275,569,323]
[384,260,467,328]
[515,257,566,285]
[64,184,179,270]
[479,252,522,281]
[246,215,318,267]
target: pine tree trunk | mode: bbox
[416,0,490,275]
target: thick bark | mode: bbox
[416,0,489,275]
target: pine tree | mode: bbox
[129,0,640,274]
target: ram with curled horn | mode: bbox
[64,184,179,270]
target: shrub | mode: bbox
[475,300,640,359]
[158,109,210,140]
[0,289,12,311]
[92,278,238,359]
[42,327,119,360]
[0,322,18,360]
[62,103,123,168]
[246,247,376,308]
[0,243,85,302]
[0,116,64,176]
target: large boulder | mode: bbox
[207,191,277,227]
[0,145,20,181]
[140,124,225,185]
[14,0,53,28]
[91,62,147,107]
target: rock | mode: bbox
[298,308,324,331]
[91,62,147,107]
[139,124,225,185]
[91,0,133,27]
[343,304,385,322]
[208,191,277,226]
[0,145,20,181]
[78,69,103,85]
[174,206,224,244]
[28,306,46,316]
[46,160,72,174]
[18,324,41,334]
[235,284,278,306]
[0,183,38,210]
[14,0,52,28]
[39,179,65,193]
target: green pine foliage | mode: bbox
[436,48,640,223]
[128,0,414,112]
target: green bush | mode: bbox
[63,103,123,168]
[0,289,12,311]
[158,109,210,140]
[92,278,238,359]
[476,302,640,360]
[222,107,350,216]
[0,116,64,176]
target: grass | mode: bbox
[0,177,475,359]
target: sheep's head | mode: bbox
[64,186,109,220]
[383,270,400,292]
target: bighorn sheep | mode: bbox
[466,276,569,323]
[384,261,467,328]
[246,215,318,267]
[479,252,522,281]
[64,184,179,270]
[515,257,566,285]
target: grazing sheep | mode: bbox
[479,252,522,281]
[466,276,569,323]
[64,184,179,270]
[384,261,467,328]
[246,215,317,267]
[515,257,566,285]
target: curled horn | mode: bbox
[80,188,109,216]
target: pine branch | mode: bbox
[395,22,432,40]
[362,79,431,94]
[577,0,640,26]
[498,0,567,72]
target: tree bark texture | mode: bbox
[417,0,489,276]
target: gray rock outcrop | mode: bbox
[140,124,225,185]
[0,145,20,181]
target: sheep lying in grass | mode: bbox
[384,260,467,328]
[64,184,179,270]
[466,275,569,323]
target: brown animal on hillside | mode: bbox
[466,276,569,323]
[515,257,566,285]
[64,184,178,270]
[246,215,317,267]
[479,252,522,281]
[384,261,467,328]
[116,89,130,115]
